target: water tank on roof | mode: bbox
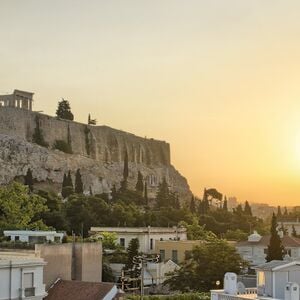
[285,282,299,300]
[248,231,262,242]
[224,272,237,295]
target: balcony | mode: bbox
[211,288,257,300]
[24,287,35,297]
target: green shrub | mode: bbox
[53,140,73,154]
[126,293,210,300]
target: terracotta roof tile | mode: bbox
[45,280,116,300]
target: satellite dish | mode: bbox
[237,282,246,294]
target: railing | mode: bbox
[211,288,257,300]
[24,287,35,297]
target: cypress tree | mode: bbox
[244,201,252,216]
[156,177,170,208]
[266,213,284,262]
[111,184,118,201]
[61,173,68,198]
[190,196,196,213]
[292,225,297,237]
[75,169,83,194]
[24,168,34,192]
[223,196,228,211]
[277,206,282,219]
[144,181,148,206]
[123,150,129,181]
[135,171,144,194]
[67,171,73,188]
[284,207,288,216]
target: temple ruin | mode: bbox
[0,89,34,111]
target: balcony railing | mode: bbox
[211,288,257,300]
[24,287,35,297]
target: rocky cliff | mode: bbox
[0,108,191,201]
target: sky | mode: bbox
[1,0,300,205]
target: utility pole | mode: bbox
[132,254,160,300]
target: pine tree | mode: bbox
[292,225,297,237]
[135,171,144,194]
[24,168,34,192]
[75,169,83,194]
[266,213,284,262]
[56,98,74,120]
[190,196,196,213]
[125,238,140,271]
[244,201,252,216]
[223,196,228,211]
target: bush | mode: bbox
[53,140,73,154]
[126,293,210,300]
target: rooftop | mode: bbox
[90,226,187,234]
[45,280,117,300]
[236,235,300,248]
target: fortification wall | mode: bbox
[0,107,170,166]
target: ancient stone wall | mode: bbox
[0,107,170,166]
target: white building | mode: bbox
[0,252,47,300]
[90,226,187,253]
[278,221,300,236]
[4,230,64,244]
[211,260,300,300]
[236,232,300,266]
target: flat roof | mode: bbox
[4,230,64,236]
[90,226,187,234]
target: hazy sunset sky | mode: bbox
[1,1,300,205]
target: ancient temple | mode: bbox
[0,89,34,111]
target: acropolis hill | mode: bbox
[0,90,191,201]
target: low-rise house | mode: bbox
[155,240,202,264]
[45,279,121,300]
[236,231,300,266]
[0,252,47,300]
[277,221,300,236]
[211,260,300,300]
[4,230,64,244]
[90,226,187,253]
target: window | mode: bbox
[257,271,265,286]
[24,272,35,297]
[150,238,153,250]
[160,250,165,262]
[172,250,178,263]
[15,236,20,241]
[120,238,125,247]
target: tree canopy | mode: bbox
[56,99,74,120]
[165,239,247,292]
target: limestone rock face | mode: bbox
[0,134,191,201]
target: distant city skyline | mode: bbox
[1,0,300,205]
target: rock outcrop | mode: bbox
[0,107,192,201]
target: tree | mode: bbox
[125,238,140,271]
[75,169,84,194]
[164,239,247,292]
[292,225,297,237]
[223,196,228,211]
[32,115,48,147]
[61,173,68,198]
[135,171,144,195]
[244,201,252,216]
[62,171,74,198]
[266,213,284,262]
[190,196,196,213]
[144,182,148,206]
[24,168,34,192]
[100,232,118,250]
[123,150,129,181]
[0,182,48,230]
[56,98,74,120]
[180,219,217,241]
[284,207,288,216]
[67,171,73,189]
[277,206,282,219]
[156,177,170,208]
